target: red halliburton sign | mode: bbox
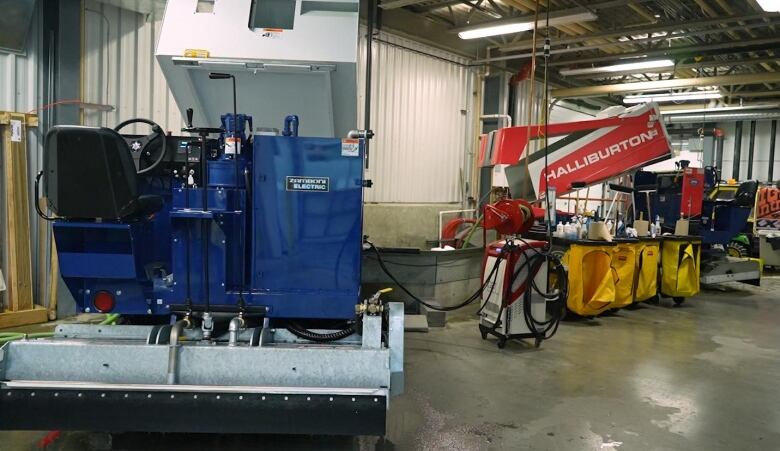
[490,103,672,200]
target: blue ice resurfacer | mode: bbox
[0,0,403,436]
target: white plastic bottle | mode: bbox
[654,215,661,237]
[556,222,564,238]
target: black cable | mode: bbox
[34,171,56,221]
[286,321,356,343]
[364,254,473,268]
[524,255,566,336]
[367,240,505,312]
[543,4,553,245]
[478,240,519,332]
[474,255,504,316]
[482,239,567,341]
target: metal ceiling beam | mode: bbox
[547,36,780,67]
[481,19,780,64]
[725,90,780,98]
[379,0,433,10]
[409,1,460,13]
[498,12,779,52]
[564,56,780,80]
[474,35,780,64]
[659,102,780,113]
[450,7,594,33]
[551,73,780,99]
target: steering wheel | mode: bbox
[115,118,168,175]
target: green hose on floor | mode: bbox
[0,332,55,344]
[99,313,120,325]
[0,313,120,344]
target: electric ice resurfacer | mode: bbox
[0,0,403,436]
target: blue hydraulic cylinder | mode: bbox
[282,115,299,137]
[220,113,253,158]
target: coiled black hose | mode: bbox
[286,321,356,343]
[367,240,505,312]
[481,239,567,342]
[34,171,56,221]
[521,253,567,340]
[286,240,507,342]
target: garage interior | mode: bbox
[0,0,779,449]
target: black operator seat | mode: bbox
[733,180,759,207]
[43,126,163,220]
[708,180,759,207]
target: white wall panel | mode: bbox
[83,1,183,133]
[0,3,45,306]
[358,31,475,203]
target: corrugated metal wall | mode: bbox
[83,6,475,203]
[358,31,475,203]
[83,0,183,133]
[718,121,779,182]
[0,2,46,306]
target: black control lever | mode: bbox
[181,107,222,135]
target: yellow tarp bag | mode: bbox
[610,241,638,309]
[634,239,660,302]
[661,237,701,298]
[563,243,616,316]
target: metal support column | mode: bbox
[769,120,777,182]
[733,121,743,180]
[364,0,375,169]
[747,121,756,180]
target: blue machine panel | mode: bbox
[251,136,364,319]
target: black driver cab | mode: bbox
[42,126,163,221]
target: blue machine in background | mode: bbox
[633,165,758,246]
[632,164,761,286]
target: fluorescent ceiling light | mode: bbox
[559,59,674,76]
[458,12,597,40]
[757,0,780,12]
[624,91,722,104]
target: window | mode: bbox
[196,0,215,13]
[249,0,297,30]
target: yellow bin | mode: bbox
[563,241,617,316]
[660,236,702,304]
[634,237,661,303]
[610,239,639,309]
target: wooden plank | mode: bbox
[2,113,34,313]
[0,305,49,329]
[47,240,59,321]
[0,112,38,127]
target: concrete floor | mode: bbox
[2,276,779,450]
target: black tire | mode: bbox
[480,329,488,340]
[497,338,507,349]
[673,297,685,306]
[648,294,660,305]
[727,241,750,258]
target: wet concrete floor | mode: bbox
[1,277,779,450]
